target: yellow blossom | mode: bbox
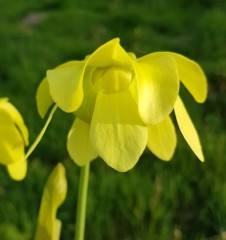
[35,163,67,240]
[36,38,207,171]
[0,98,29,180]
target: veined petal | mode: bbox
[7,160,27,181]
[86,38,132,68]
[35,163,67,240]
[147,116,177,161]
[47,61,86,113]
[136,56,179,124]
[36,77,54,118]
[174,96,204,161]
[67,118,98,166]
[139,52,207,103]
[90,91,148,172]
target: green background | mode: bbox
[0,0,226,239]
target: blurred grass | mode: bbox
[0,0,226,239]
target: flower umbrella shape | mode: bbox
[0,98,29,180]
[36,38,206,171]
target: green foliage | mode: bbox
[0,0,225,239]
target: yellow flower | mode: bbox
[35,163,67,240]
[0,98,29,180]
[36,38,207,171]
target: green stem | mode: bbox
[25,104,58,160]
[75,163,90,240]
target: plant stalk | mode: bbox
[75,163,90,240]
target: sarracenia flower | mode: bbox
[35,163,67,240]
[0,98,29,180]
[36,38,207,171]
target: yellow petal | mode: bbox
[139,52,207,103]
[0,98,8,104]
[0,105,26,165]
[47,61,85,112]
[0,125,24,164]
[90,91,148,172]
[0,100,29,145]
[75,67,97,122]
[87,38,132,68]
[174,97,204,161]
[147,116,177,161]
[7,160,27,181]
[36,77,54,118]
[136,56,179,124]
[67,118,98,166]
[35,163,67,240]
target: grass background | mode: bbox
[0,0,226,239]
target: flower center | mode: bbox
[92,66,132,93]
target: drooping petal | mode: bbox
[0,99,29,145]
[174,96,204,161]
[36,77,54,118]
[47,61,86,113]
[139,52,207,103]
[67,118,98,166]
[147,116,177,161]
[90,91,148,172]
[0,133,24,165]
[136,56,179,124]
[0,101,28,165]
[35,163,67,240]
[7,160,27,181]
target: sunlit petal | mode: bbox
[87,38,132,68]
[136,56,179,124]
[47,61,85,113]
[90,91,148,172]
[174,97,204,161]
[35,163,67,240]
[147,116,177,161]
[139,52,207,103]
[7,160,27,181]
[67,118,98,166]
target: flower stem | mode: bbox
[24,104,58,160]
[75,163,90,240]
